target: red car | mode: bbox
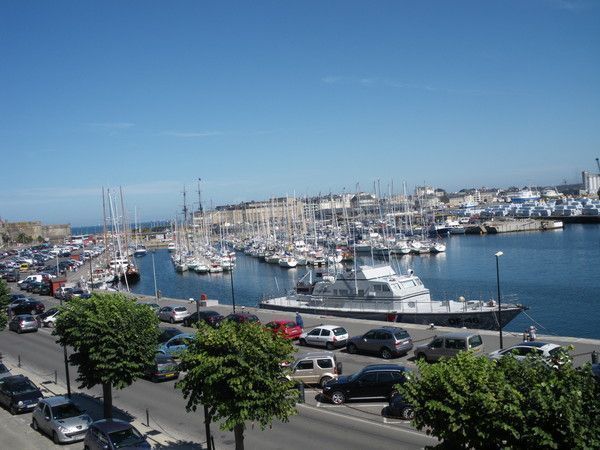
[266,320,303,340]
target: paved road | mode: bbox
[2,285,440,449]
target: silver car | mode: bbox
[414,331,484,362]
[32,396,92,444]
[8,314,39,333]
[158,305,189,323]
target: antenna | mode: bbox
[197,178,203,214]
[182,185,188,224]
[596,157,600,172]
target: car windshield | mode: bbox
[333,328,347,336]
[51,403,83,419]
[174,307,187,312]
[548,347,563,357]
[159,329,182,343]
[266,322,278,329]
[347,372,361,382]
[9,380,38,394]
[109,427,145,448]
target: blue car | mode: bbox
[157,333,194,357]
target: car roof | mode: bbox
[296,351,335,360]
[41,396,72,407]
[168,333,194,340]
[362,364,408,372]
[436,331,480,339]
[91,419,133,432]
[316,325,346,331]
[269,319,294,324]
[515,341,553,348]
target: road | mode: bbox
[1,287,439,449]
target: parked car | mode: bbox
[299,325,349,350]
[0,375,43,414]
[54,286,73,300]
[413,332,484,362]
[8,298,45,316]
[3,270,19,282]
[158,327,185,344]
[143,303,160,313]
[8,314,39,333]
[157,333,195,357]
[488,342,563,364]
[321,364,410,405]
[145,354,180,382]
[0,362,11,379]
[84,419,151,450]
[285,351,342,387]
[381,393,415,420]
[182,310,224,328]
[266,320,303,340]
[592,363,600,381]
[222,312,260,324]
[346,326,413,359]
[157,305,189,323]
[69,289,91,300]
[32,396,92,444]
[37,308,60,328]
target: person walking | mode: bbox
[295,312,304,329]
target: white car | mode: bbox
[299,325,349,350]
[488,342,563,363]
[37,308,60,327]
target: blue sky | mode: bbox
[1,0,598,226]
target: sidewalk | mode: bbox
[0,353,204,450]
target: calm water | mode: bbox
[130,225,600,339]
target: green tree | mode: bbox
[0,279,11,329]
[400,351,600,449]
[177,320,298,450]
[16,233,32,244]
[54,292,159,418]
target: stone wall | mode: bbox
[0,221,71,243]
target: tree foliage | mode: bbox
[54,292,159,418]
[177,320,298,450]
[0,279,11,329]
[400,350,600,449]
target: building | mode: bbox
[582,171,600,196]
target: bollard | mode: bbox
[54,370,58,385]
[18,354,21,368]
[592,350,599,364]
[296,382,305,404]
[146,409,150,427]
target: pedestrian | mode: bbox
[522,330,529,342]
[528,325,537,342]
[295,312,304,329]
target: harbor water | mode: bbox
[129,224,600,339]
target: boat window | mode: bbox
[401,280,416,289]
[374,285,381,292]
[381,285,391,292]
[357,290,364,296]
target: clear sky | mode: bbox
[1,0,599,226]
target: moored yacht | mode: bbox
[260,264,526,330]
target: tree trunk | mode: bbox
[102,383,113,419]
[204,405,212,450]
[234,423,244,450]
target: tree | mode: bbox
[0,279,11,329]
[54,292,159,418]
[400,350,600,449]
[16,232,32,244]
[177,320,298,450]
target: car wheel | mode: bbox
[402,407,415,420]
[346,343,357,354]
[32,419,39,431]
[325,342,334,350]
[9,404,18,415]
[170,317,175,324]
[330,391,345,405]
[381,406,389,417]
[380,348,392,359]
[17,328,22,334]
[416,352,428,363]
[319,376,332,388]
[183,320,188,327]
[299,338,306,346]
[53,431,61,444]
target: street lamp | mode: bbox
[495,251,504,349]
[229,254,236,313]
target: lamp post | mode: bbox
[151,251,158,301]
[229,254,236,313]
[59,296,72,397]
[495,251,504,349]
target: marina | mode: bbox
[127,223,600,339]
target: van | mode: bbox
[414,331,484,362]
[17,274,43,287]
[286,351,342,387]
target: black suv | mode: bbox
[0,375,43,414]
[182,310,224,328]
[321,364,410,405]
[8,298,45,316]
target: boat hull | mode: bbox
[258,301,524,331]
